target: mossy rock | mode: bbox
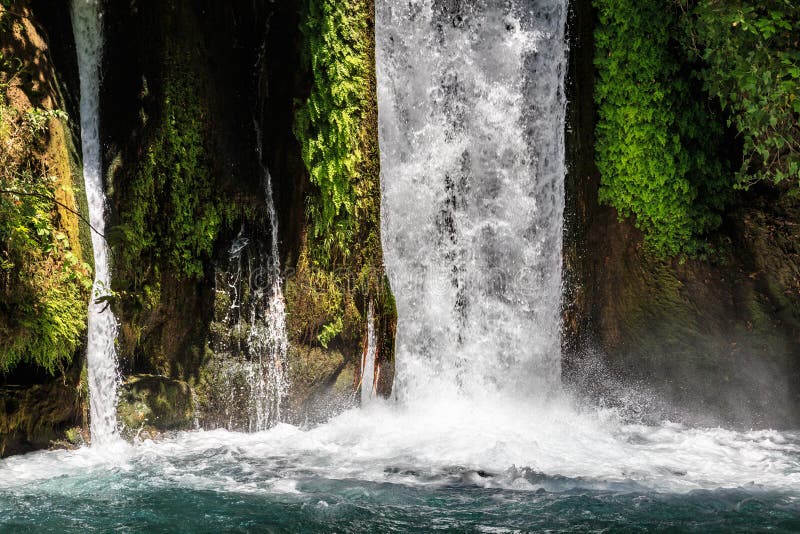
[0,378,84,458]
[285,344,358,423]
[0,4,92,375]
[117,375,194,438]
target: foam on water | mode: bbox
[1,402,798,496]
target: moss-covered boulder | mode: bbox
[117,375,194,439]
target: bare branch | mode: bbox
[0,188,106,241]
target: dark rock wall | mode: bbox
[100,0,395,426]
[101,0,266,379]
[563,0,800,429]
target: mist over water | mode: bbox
[2,374,800,529]
[1,403,799,531]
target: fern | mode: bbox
[294,0,371,265]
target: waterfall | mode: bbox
[377,0,568,402]
[250,123,290,430]
[206,130,289,432]
[71,0,120,444]
[360,303,378,404]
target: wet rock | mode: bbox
[0,379,84,458]
[561,0,800,428]
[117,375,194,439]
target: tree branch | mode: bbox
[0,188,106,241]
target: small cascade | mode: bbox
[377,0,568,402]
[251,121,290,431]
[71,0,120,444]
[207,221,289,431]
[204,119,289,431]
[360,303,378,404]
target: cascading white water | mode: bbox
[71,0,119,444]
[360,303,378,404]
[213,184,289,431]
[377,0,567,403]
[205,40,290,432]
[214,231,288,430]
[208,154,289,431]
[250,124,290,431]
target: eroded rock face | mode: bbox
[562,0,800,429]
[100,0,395,427]
[0,378,85,457]
[0,2,91,457]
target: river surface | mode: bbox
[3,398,799,532]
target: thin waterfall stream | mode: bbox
[205,130,289,432]
[360,303,378,404]
[70,0,119,445]
[248,120,290,431]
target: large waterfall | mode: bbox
[377,0,568,403]
[71,0,119,444]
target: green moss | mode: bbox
[79,363,88,402]
[317,316,343,348]
[117,375,194,436]
[64,427,83,445]
[0,84,90,374]
[286,344,346,397]
[113,44,221,283]
[0,279,88,374]
[294,0,373,266]
[593,0,730,256]
[285,248,346,345]
[332,363,355,394]
[290,0,395,358]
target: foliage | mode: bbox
[317,316,343,348]
[113,46,222,283]
[294,0,371,265]
[593,0,729,255]
[289,0,394,354]
[285,248,345,345]
[0,92,91,374]
[684,0,800,189]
